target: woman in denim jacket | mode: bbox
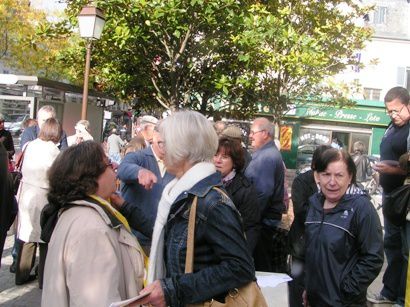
[137,111,255,307]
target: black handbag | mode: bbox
[11,144,28,195]
[382,184,410,227]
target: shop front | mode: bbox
[258,100,390,171]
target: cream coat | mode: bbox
[17,139,60,242]
[41,200,144,307]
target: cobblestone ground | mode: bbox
[0,235,41,307]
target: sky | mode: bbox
[30,0,66,13]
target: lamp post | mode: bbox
[78,5,105,120]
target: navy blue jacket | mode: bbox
[305,190,384,306]
[245,140,285,220]
[117,146,174,245]
[20,125,68,150]
[160,172,255,306]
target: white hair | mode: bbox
[159,111,218,166]
[254,117,274,137]
[38,105,56,119]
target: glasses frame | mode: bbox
[249,129,265,136]
[386,104,405,117]
[156,141,165,149]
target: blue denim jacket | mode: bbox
[160,172,255,306]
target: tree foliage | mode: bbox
[0,0,70,78]
[5,0,372,120]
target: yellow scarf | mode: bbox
[89,194,149,284]
[89,194,131,231]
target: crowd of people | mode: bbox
[0,86,409,307]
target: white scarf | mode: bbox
[147,162,216,283]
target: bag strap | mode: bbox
[15,142,29,171]
[185,195,197,274]
[184,186,228,274]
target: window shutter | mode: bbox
[397,67,406,86]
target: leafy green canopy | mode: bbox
[5,0,372,120]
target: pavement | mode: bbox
[0,235,41,306]
[0,232,390,307]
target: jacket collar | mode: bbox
[70,197,123,229]
[173,172,223,203]
[253,140,275,157]
[310,186,366,213]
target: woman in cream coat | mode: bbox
[41,141,144,307]
[15,118,61,287]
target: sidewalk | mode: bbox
[0,234,388,307]
[0,235,41,306]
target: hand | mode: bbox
[110,193,125,210]
[138,168,158,190]
[0,136,6,143]
[131,280,166,307]
[372,162,405,175]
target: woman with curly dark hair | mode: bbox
[41,141,145,306]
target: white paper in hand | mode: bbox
[109,291,150,307]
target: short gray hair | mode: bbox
[160,111,218,166]
[38,105,56,119]
[0,113,4,121]
[254,117,274,137]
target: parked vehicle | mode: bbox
[5,114,30,137]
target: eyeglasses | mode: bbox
[386,105,405,117]
[157,141,165,149]
[105,160,114,169]
[249,130,265,136]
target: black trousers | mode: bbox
[15,239,47,288]
[253,224,289,273]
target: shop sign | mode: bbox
[258,103,390,126]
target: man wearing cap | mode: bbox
[245,117,286,272]
[138,115,158,147]
[117,123,174,254]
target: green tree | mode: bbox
[232,1,373,121]
[0,0,70,78]
[30,0,371,119]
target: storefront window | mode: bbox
[296,128,331,173]
[350,133,371,155]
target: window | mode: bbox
[373,6,387,25]
[363,88,381,101]
[407,69,410,92]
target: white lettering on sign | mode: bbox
[365,113,381,123]
[306,108,327,117]
[334,110,357,120]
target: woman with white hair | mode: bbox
[136,110,255,307]
[67,119,93,146]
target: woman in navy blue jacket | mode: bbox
[304,148,383,307]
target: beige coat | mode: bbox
[17,139,60,242]
[41,200,144,307]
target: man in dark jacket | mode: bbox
[245,117,285,272]
[117,128,174,254]
[367,87,410,306]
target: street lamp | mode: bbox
[78,5,105,120]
